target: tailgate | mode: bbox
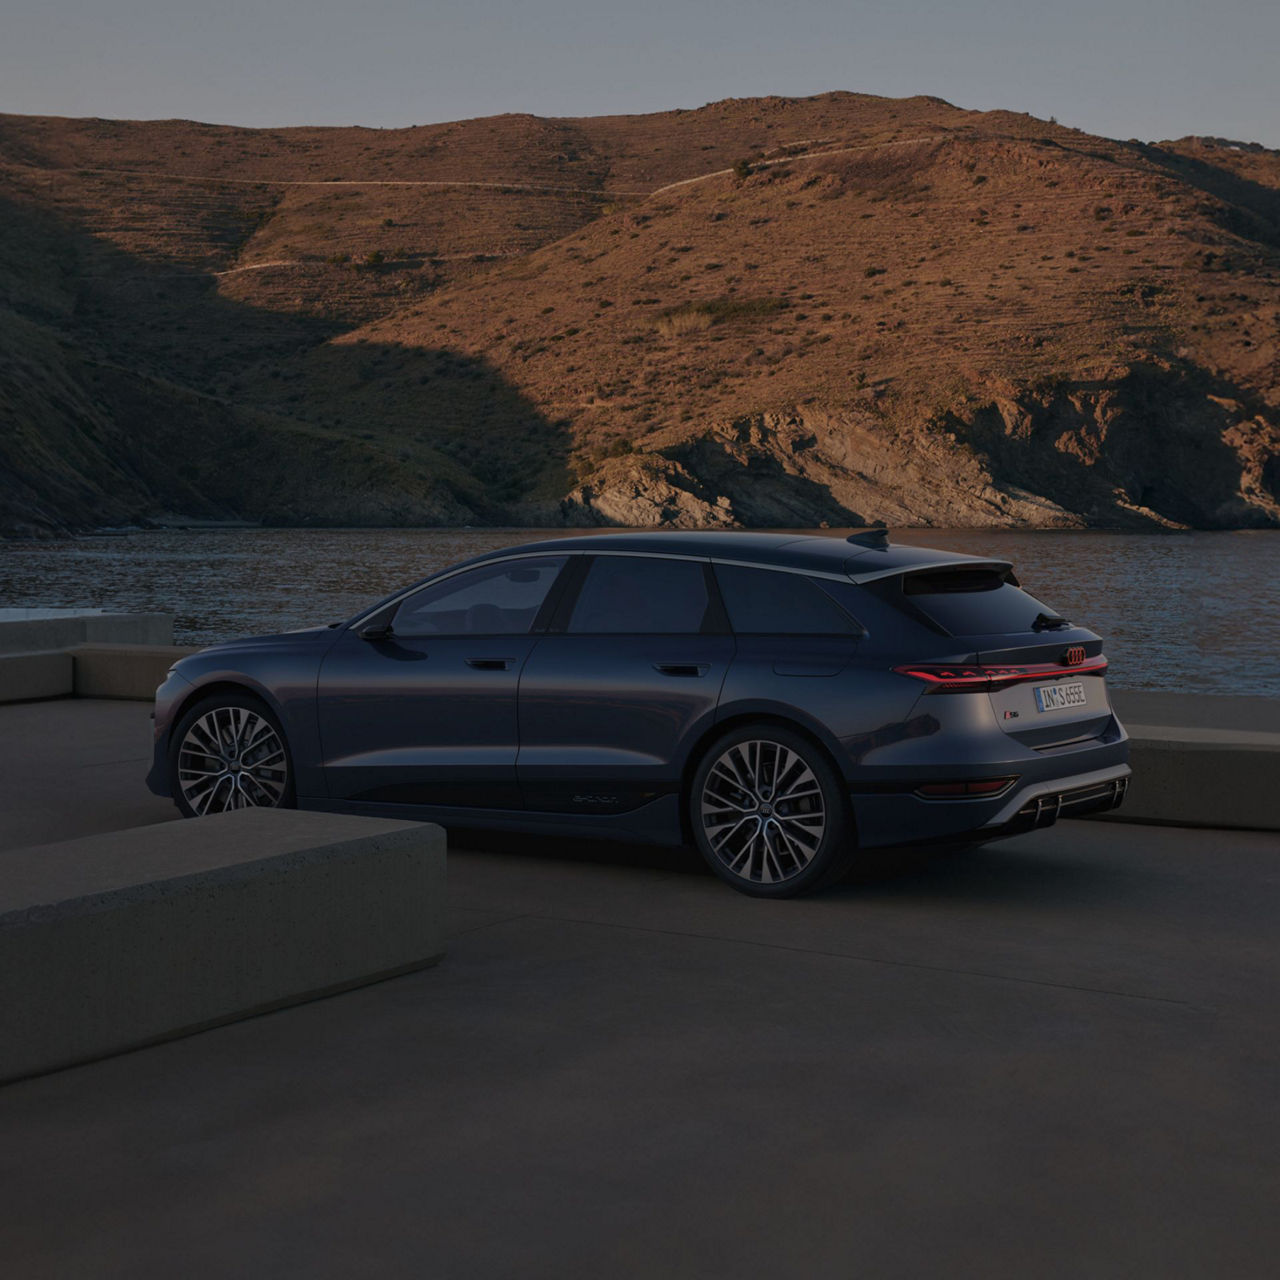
[980,635,1112,747]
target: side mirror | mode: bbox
[358,622,394,642]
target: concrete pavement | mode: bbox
[1,702,1279,1276]
[0,699,173,852]
[2,824,1279,1277]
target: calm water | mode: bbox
[2,528,1277,695]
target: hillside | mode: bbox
[1,94,1278,535]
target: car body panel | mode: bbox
[315,630,538,807]
[147,630,332,799]
[517,632,734,814]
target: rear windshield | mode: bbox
[899,568,1059,636]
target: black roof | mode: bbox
[476,530,1010,583]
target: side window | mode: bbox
[567,556,711,634]
[713,564,861,635]
[392,557,567,637]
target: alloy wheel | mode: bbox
[176,704,289,815]
[699,738,827,885]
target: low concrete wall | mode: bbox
[0,611,172,654]
[70,644,199,700]
[1103,724,1280,831]
[0,809,446,1084]
[1111,689,1279,734]
[0,651,74,704]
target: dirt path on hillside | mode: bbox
[10,134,953,205]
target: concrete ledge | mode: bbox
[0,809,446,1084]
[0,651,74,704]
[1101,724,1280,831]
[70,644,200,700]
[0,611,172,654]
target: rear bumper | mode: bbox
[849,740,1131,849]
[986,768,1129,835]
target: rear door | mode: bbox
[516,554,734,814]
[317,555,568,806]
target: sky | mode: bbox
[3,0,1278,146]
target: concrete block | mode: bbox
[1103,724,1280,831]
[70,644,200,701]
[0,809,446,1084]
[0,611,172,655]
[83,613,173,647]
[0,651,74,704]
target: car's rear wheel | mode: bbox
[171,692,296,818]
[690,725,855,897]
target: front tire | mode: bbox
[170,692,296,818]
[689,725,855,898]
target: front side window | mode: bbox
[567,556,711,634]
[393,556,567,637]
[714,564,861,635]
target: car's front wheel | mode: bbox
[690,725,855,897]
[171,692,296,817]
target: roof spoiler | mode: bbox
[847,555,1015,585]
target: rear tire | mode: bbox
[170,691,296,818]
[689,725,855,898]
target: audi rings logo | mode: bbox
[1063,646,1086,666]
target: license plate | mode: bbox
[1034,682,1087,712]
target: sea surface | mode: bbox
[2,528,1277,695]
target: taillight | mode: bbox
[893,656,1107,692]
[916,777,1018,798]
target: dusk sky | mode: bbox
[3,0,1278,146]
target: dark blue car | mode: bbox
[148,531,1130,896]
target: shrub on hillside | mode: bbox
[654,295,788,338]
[657,309,714,338]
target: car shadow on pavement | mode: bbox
[838,834,1144,908]
[450,824,1140,908]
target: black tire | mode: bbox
[689,724,856,898]
[169,690,297,818]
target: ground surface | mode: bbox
[2,699,1279,1276]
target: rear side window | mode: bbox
[568,556,711,634]
[713,564,861,635]
[900,568,1057,635]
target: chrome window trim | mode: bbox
[706,556,850,584]
[347,546,1016,630]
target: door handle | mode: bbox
[653,662,710,677]
[466,657,511,670]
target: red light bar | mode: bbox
[893,656,1107,692]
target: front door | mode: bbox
[517,554,734,814]
[317,555,568,807]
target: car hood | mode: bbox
[175,625,337,667]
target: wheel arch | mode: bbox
[678,710,853,846]
[168,678,282,740]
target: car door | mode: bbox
[317,555,569,808]
[516,553,734,814]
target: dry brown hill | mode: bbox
[1,93,1277,534]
